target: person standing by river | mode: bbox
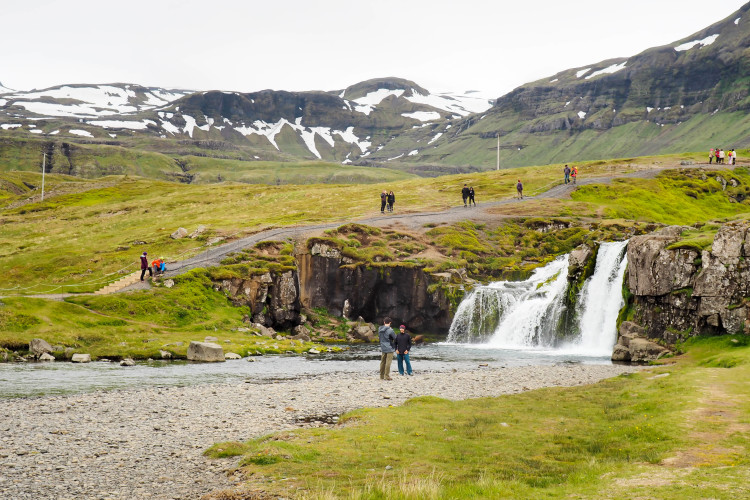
[378,317,396,380]
[395,325,413,376]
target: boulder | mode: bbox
[204,336,218,342]
[164,279,175,288]
[38,352,55,362]
[170,227,188,239]
[225,352,242,360]
[71,353,91,363]
[120,358,136,367]
[29,338,53,357]
[64,347,75,360]
[611,344,631,362]
[308,348,321,354]
[629,338,669,363]
[351,325,375,342]
[159,350,172,360]
[189,225,207,238]
[186,341,225,362]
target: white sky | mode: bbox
[1,0,746,98]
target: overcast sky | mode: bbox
[1,0,746,98]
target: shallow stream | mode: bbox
[0,344,614,398]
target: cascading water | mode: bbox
[447,255,570,348]
[564,240,629,355]
[446,241,629,356]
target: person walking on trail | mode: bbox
[715,148,721,164]
[378,317,396,380]
[709,148,714,164]
[516,179,523,199]
[720,149,726,164]
[468,186,476,206]
[387,190,395,212]
[395,324,413,376]
[461,184,470,207]
[727,150,733,165]
[732,149,738,165]
[571,166,578,184]
[563,164,571,184]
[380,190,387,214]
[140,251,152,281]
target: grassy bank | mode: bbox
[206,336,750,499]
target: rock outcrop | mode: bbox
[297,242,455,334]
[627,222,750,342]
[611,321,669,363]
[29,339,53,358]
[71,353,91,363]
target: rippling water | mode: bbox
[0,344,614,398]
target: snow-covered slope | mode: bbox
[0,83,190,118]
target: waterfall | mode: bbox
[564,241,628,355]
[446,241,628,355]
[446,255,570,347]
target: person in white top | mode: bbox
[732,149,738,165]
[720,149,726,164]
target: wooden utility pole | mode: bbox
[41,152,46,201]
[496,133,500,170]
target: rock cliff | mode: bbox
[626,222,750,343]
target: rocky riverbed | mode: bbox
[1,363,640,499]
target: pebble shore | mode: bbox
[1,363,640,499]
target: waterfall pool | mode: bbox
[0,343,615,398]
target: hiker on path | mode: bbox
[461,184,470,207]
[720,149,726,164]
[715,148,721,164]
[380,190,387,214]
[571,166,578,184]
[563,165,571,184]
[732,149,738,165]
[468,186,476,206]
[151,257,166,275]
[387,191,395,212]
[516,179,523,199]
[140,251,152,281]
[395,324,413,376]
[727,150,733,165]
[378,317,396,380]
[709,148,714,164]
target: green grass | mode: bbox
[206,337,750,499]
[0,270,319,359]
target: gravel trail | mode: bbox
[0,363,640,499]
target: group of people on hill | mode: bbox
[378,317,414,379]
[461,184,476,207]
[380,190,396,213]
[709,148,738,165]
[563,164,578,184]
[139,251,166,281]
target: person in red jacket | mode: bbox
[140,251,152,281]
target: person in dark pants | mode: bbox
[563,164,571,184]
[140,251,152,281]
[395,324,413,375]
[461,184,470,207]
[468,186,476,206]
[387,191,395,212]
[380,190,387,213]
[378,317,396,380]
[516,179,523,199]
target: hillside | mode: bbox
[0,78,492,180]
[403,2,750,168]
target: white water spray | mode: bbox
[447,241,629,356]
[447,255,570,347]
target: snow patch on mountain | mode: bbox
[405,90,492,116]
[1,124,21,129]
[428,132,443,144]
[576,68,591,78]
[69,129,93,137]
[2,84,189,118]
[585,62,627,79]
[402,111,441,122]
[352,88,405,115]
[675,34,719,52]
[88,119,156,130]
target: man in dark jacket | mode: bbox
[380,190,387,213]
[394,324,413,376]
[461,184,470,207]
[378,317,396,380]
[140,251,152,281]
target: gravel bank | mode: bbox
[1,363,640,499]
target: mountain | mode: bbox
[0,78,493,173]
[400,2,750,168]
